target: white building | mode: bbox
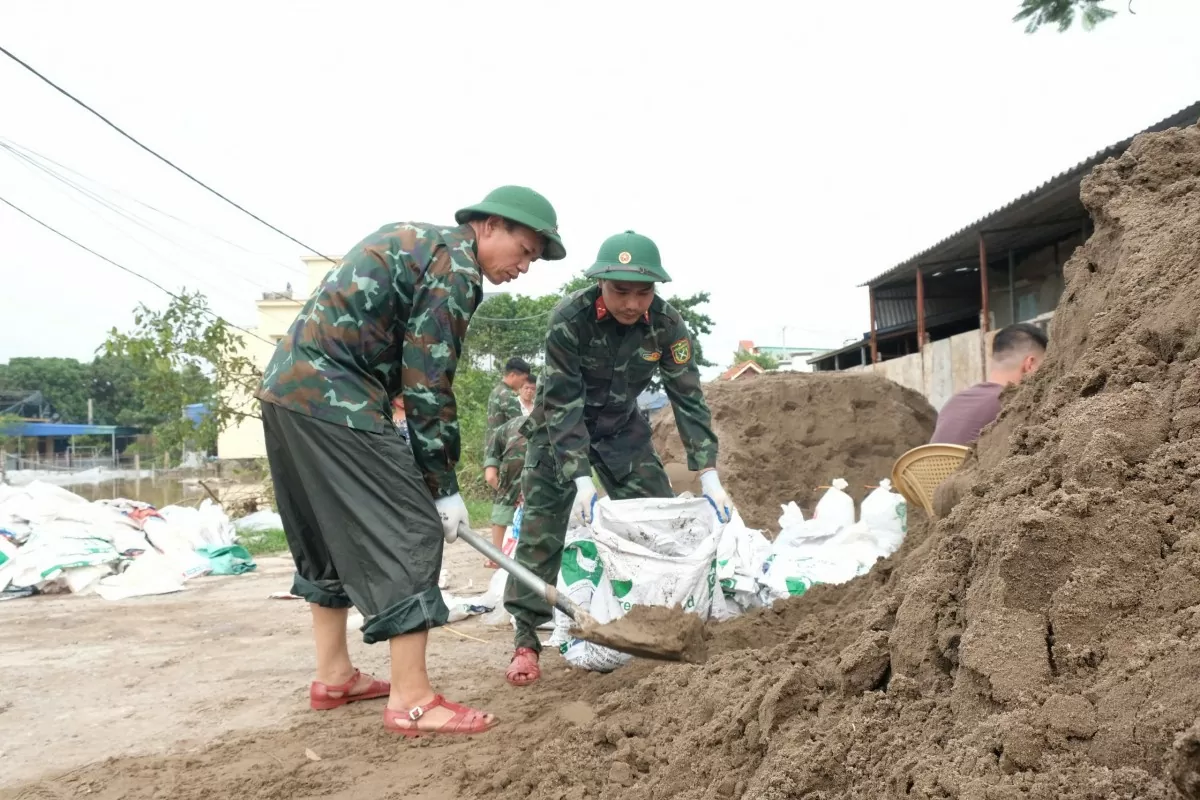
[216,255,341,460]
[736,340,830,373]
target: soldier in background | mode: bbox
[482,378,537,567]
[256,186,565,734]
[503,230,731,686]
[483,357,532,553]
[485,357,533,452]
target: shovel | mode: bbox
[456,528,705,663]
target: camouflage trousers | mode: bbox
[503,438,674,652]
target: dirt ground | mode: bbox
[0,539,593,800]
[0,527,814,800]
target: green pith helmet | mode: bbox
[455,185,566,261]
[583,230,671,283]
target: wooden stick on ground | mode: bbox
[441,626,487,644]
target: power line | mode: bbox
[0,143,270,301]
[0,137,308,278]
[0,193,277,348]
[471,310,553,323]
[0,44,336,265]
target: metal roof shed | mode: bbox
[811,100,1200,372]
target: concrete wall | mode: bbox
[848,327,990,411]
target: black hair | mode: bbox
[992,322,1048,358]
[504,357,532,377]
[464,212,521,232]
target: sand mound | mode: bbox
[652,372,937,531]
[465,121,1200,799]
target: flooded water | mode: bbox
[68,476,213,507]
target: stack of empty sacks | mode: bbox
[0,480,242,601]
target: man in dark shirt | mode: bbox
[931,322,1048,446]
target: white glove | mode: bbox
[434,493,471,543]
[572,476,599,526]
[700,470,732,523]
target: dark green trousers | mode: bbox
[503,436,674,652]
[261,401,449,644]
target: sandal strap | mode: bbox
[406,693,446,721]
[318,668,362,694]
[387,696,494,734]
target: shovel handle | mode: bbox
[456,527,592,625]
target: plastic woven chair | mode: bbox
[890,444,970,517]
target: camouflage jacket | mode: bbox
[485,413,530,506]
[524,285,718,482]
[484,382,522,461]
[257,222,483,498]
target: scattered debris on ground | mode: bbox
[0,480,249,601]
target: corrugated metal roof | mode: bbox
[861,100,1200,288]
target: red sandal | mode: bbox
[310,669,390,710]
[383,695,498,737]
[505,647,541,687]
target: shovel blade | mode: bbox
[571,604,708,664]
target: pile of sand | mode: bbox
[465,121,1200,799]
[652,371,937,531]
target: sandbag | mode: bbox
[860,479,907,556]
[760,495,876,603]
[759,544,871,602]
[557,496,723,672]
[812,477,855,530]
[714,509,771,616]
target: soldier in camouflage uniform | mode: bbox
[483,358,532,559]
[485,357,532,455]
[503,231,733,686]
[483,379,537,565]
[256,185,566,734]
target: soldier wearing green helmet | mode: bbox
[503,230,731,687]
[256,185,564,735]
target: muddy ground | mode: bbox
[0,536,743,800]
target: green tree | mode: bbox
[90,354,154,427]
[467,292,559,366]
[102,290,261,462]
[558,273,593,296]
[0,358,91,421]
[451,363,502,500]
[732,347,779,371]
[1014,0,1117,33]
[669,291,716,373]
[0,354,154,426]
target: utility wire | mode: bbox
[0,44,336,265]
[0,136,308,278]
[0,144,269,300]
[471,310,553,323]
[0,193,277,348]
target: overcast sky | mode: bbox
[3,1,1198,378]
